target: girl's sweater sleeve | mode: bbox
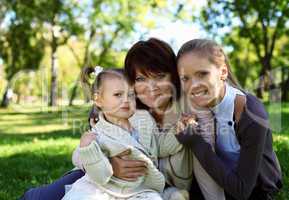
[72,145,84,170]
[79,141,113,185]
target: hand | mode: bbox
[191,110,216,147]
[176,113,197,133]
[80,132,97,147]
[110,149,147,181]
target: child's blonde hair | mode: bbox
[81,67,127,100]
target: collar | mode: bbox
[211,83,235,119]
[161,100,181,132]
[93,112,148,153]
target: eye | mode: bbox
[197,71,209,78]
[114,92,122,97]
[135,76,146,82]
[180,76,189,82]
[128,91,135,98]
[156,73,166,79]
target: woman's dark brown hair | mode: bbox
[124,38,181,109]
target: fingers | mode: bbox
[120,166,147,181]
[121,159,147,168]
[121,172,146,181]
[80,132,97,147]
[110,155,147,181]
[116,149,131,157]
[176,120,186,133]
[177,113,198,133]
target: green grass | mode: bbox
[0,103,288,199]
[0,105,90,200]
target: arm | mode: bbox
[71,131,97,170]
[79,140,113,185]
[72,145,83,170]
[143,112,182,158]
[176,120,267,200]
[155,127,183,158]
[78,132,147,182]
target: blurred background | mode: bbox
[0,0,288,199]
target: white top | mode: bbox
[212,83,245,169]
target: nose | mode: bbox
[148,79,159,92]
[189,79,201,91]
[123,95,129,103]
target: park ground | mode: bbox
[0,103,288,199]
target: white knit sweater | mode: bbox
[78,110,182,197]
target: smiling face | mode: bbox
[178,52,228,109]
[134,70,173,112]
[94,76,136,121]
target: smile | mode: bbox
[120,107,130,110]
[191,90,208,97]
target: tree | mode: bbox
[0,1,45,107]
[34,0,83,106]
[199,0,289,98]
[68,0,166,105]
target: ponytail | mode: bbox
[81,66,95,101]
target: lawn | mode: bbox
[0,103,288,200]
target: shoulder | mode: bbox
[130,109,156,126]
[131,109,153,119]
[244,93,268,120]
[237,92,270,134]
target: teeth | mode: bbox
[192,91,206,97]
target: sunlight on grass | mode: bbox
[0,103,288,199]
[1,124,72,134]
[274,135,289,144]
[0,138,79,157]
[0,105,90,199]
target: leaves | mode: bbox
[198,0,289,92]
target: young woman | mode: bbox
[175,39,282,200]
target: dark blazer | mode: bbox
[176,93,282,200]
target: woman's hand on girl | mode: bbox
[110,149,147,181]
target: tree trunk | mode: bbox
[281,67,289,102]
[1,81,12,108]
[256,67,265,99]
[69,75,80,106]
[49,31,58,106]
[256,55,276,99]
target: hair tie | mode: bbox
[94,66,103,76]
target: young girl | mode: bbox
[175,39,282,199]
[62,68,188,200]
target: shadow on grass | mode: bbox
[0,105,91,116]
[0,152,74,200]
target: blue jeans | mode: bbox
[20,169,85,200]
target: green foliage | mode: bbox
[0,0,173,106]
[0,0,46,81]
[199,0,289,93]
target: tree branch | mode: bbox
[97,24,122,65]
[238,10,262,62]
[269,5,288,59]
